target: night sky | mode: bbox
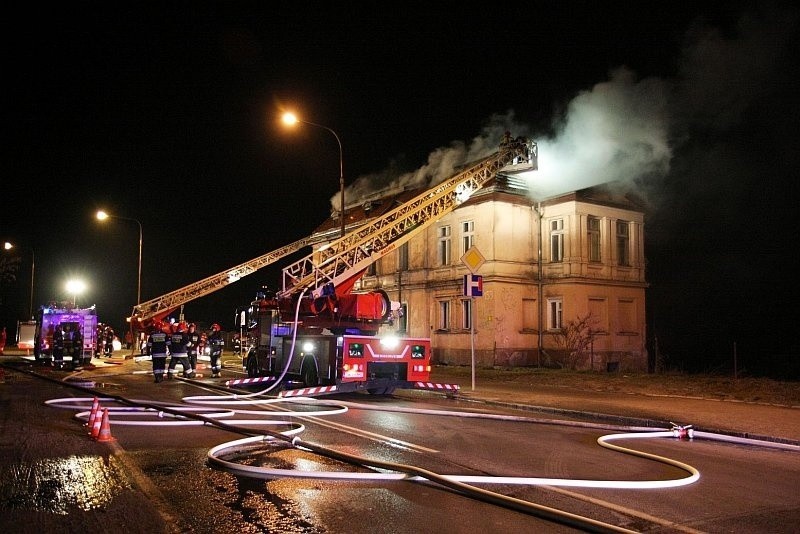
[3,2,799,378]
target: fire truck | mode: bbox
[127,136,536,395]
[33,303,98,367]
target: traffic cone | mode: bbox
[90,407,104,439]
[95,408,116,442]
[86,397,100,433]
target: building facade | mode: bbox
[316,174,648,372]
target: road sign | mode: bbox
[463,274,483,297]
[461,246,485,273]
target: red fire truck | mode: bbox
[234,291,436,396]
[126,137,534,396]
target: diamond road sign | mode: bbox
[461,246,485,273]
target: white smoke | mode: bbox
[334,4,797,211]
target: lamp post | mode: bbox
[66,279,86,308]
[96,211,143,305]
[281,111,346,238]
[4,241,35,319]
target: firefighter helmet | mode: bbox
[188,322,196,329]
[176,321,187,333]
[211,323,221,332]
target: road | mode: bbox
[1,355,798,533]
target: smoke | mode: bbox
[334,4,797,213]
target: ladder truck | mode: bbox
[236,137,536,396]
[125,136,535,396]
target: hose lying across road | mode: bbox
[6,362,799,534]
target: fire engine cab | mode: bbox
[235,291,434,395]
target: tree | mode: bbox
[552,312,599,370]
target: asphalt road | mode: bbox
[1,350,798,533]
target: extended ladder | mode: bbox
[279,138,536,299]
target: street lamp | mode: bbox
[281,111,346,238]
[96,210,143,305]
[66,279,86,308]
[3,241,35,319]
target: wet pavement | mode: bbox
[1,348,798,533]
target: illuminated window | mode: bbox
[438,225,451,265]
[547,298,563,330]
[438,300,450,330]
[461,299,472,329]
[461,220,474,256]
[616,220,630,266]
[588,216,601,262]
[550,219,564,262]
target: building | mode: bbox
[311,172,648,372]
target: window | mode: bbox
[366,259,377,276]
[522,298,537,330]
[618,299,636,333]
[461,299,472,330]
[398,242,409,270]
[397,303,408,333]
[547,298,563,330]
[588,216,601,262]
[550,219,564,262]
[438,225,451,265]
[616,220,629,266]
[461,220,474,256]
[438,300,450,330]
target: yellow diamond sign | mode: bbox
[461,246,485,273]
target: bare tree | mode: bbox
[552,312,599,370]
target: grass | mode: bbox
[430,365,800,406]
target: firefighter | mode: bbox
[147,323,169,383]
[186,322,201,377]
[167,321,193,379]
[52,324,65,370]
[71,325,84,370]
[232,333,241,356]
[104,327,115,357]
[208,323,224,378]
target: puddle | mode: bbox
[0,455,131,514]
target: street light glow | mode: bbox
[95,210,143,305]
[4,241,36,319]
[66,279,86,307]
[280,110,346,238]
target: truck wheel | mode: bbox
[301,361,318,387]
[246,355,259,378]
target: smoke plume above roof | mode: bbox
[336,4,796,213]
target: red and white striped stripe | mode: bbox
[278,385,339,398]
[225,376,279,387]
[414,382,461,392]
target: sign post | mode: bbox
[461,247,485,391]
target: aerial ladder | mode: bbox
[129,236,313,329]
[279,137,536,303]
[128,136,535,331]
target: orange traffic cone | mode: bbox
[86,397,100,433]
[95,408,116,442]
[90,408,103,439]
